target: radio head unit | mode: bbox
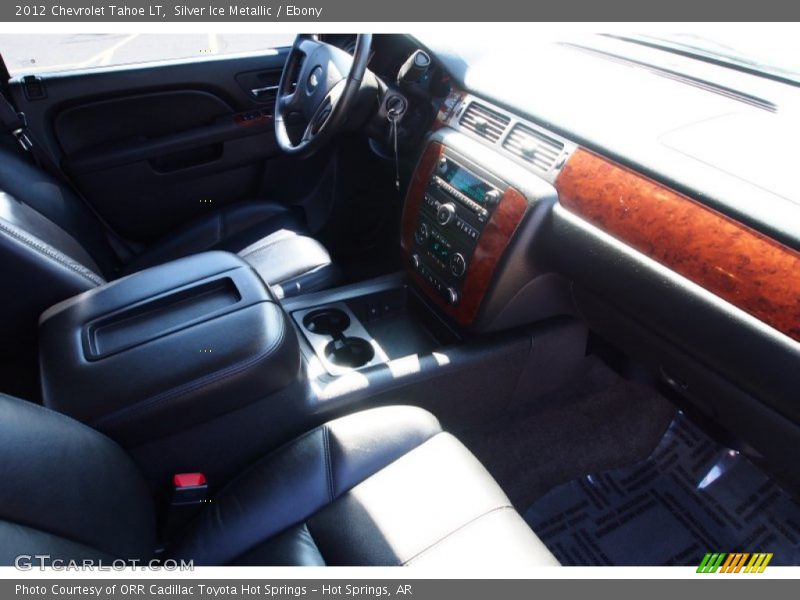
[401,132,563,331]
[409,152,507,306]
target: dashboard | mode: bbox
[396,34,800,488]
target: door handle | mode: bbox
[251,85,279,98]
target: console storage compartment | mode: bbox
[39,251,299,445]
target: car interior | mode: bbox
[0,32,798,567]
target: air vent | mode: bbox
[503,124,565,171]
[459,102,510,143]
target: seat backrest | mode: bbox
[0,393,156,565]
[0,190,105,357]
[0,143,115,357]
[0,142,116,273]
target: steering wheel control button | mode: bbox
[437,202,457,226]
[450,253,467,277]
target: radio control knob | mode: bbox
[414,222,429,244]
[411,254,421,269]
[446,287,459,305]
[437,157,448,175]
[484,189,501,205]
[437,202,456,226]
[450,252,466,277]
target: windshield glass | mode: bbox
[626,33,800,85]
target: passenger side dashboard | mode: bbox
[403,91,800,489]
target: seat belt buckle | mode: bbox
[171,472,209,506]
[12,111,32,151]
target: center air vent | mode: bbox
[459,101,510,143]
[503,123,565,171]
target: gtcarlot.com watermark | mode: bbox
[14,555,194,571]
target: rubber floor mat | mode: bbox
[524,413,800,566]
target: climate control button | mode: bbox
[450,252,466,277]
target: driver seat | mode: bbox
[0,143,340,350]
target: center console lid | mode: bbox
[39,251,299,445]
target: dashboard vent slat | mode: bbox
[459,101,510,143]
[503,123,565,171]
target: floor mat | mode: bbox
[457,358,677,511]
[524,413,800,565]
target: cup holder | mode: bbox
[295,303,387,373]
[303,308,351,336]
[324,337,375,369]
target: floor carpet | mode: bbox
[457,358,677,511]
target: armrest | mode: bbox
[39,251,300,446]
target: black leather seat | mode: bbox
[0,395,558,567]
[0,144,339,352]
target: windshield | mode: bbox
[618,33,800,85]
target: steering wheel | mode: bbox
[275,34,373,157]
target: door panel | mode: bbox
[7,50,317,241]
[54,90,233,154]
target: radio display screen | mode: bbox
[443,164,490,202]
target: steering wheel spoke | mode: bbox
[301,79,348,142]
[278,90,299,113]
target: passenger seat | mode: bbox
[0,396,557,567]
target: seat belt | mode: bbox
[0,86,33,151]
[0,58,133,262]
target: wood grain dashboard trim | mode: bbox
[556,148,800,342]
[401,142,529,326]
[454,186,528,324]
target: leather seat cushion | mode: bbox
[0,395,155,563]
[120,200,339,293]
[168,406,558,567]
